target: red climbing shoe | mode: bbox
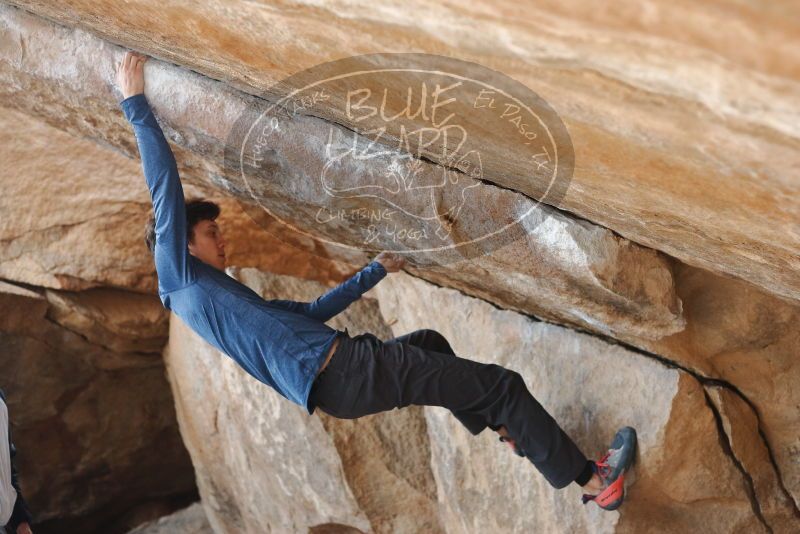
[581,426,637,511]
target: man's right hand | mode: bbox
[116,51,148,99]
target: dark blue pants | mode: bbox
[309,328,590,489]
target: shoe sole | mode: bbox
[609,426,637,481]
[596,426,638,510]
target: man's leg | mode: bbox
[384,329,493,436]
[320,331,592,489]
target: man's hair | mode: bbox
[144,199,221,254]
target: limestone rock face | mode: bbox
[4,0,799,302]
[1,1,798,532]
[626,263,800,510]
[0,104,355,294]
[0,3,687,344]
[164,267,443,534]
[707,387,798,533]
[164,266,790,533]
[373,273,785,533]
[0,280,197,533]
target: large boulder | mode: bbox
[2,2,797,531]
[0,3,687,344]
[164,267,443,534]
[3,0,798,301]
[0,104,355,293]
[374,273,791,533]
[165,267,787,532]
[641,264,800,510]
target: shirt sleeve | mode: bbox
[121,93,195,300]
[1,391,32,531]
[267,260,387,322]
[7,446,32,531]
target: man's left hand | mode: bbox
[374,252,406,273]
[17,522,33,534]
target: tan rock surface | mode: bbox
[0,103,158,293]
[0,280,197,533]
[643,264,800,510]
[42,286,169,354]
[11,28,778,512]
[165,266,443,534]
[0,104,355,292]
[707,387,798,533]
[374,272,770,533]
[4,0,798,301]
[0,4,686,343]
[2,2,797,531]
[163,264,784,533]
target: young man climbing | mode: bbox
[116,51,636,510]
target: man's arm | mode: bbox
[268,260,387,322]
[0,390,33,533]
[7,443,32,533]
[120,92,194,296]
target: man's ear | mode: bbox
[187,226,196,254]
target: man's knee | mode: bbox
[421,328,443,338]
[505,369,527,390]
[420,328,451,351]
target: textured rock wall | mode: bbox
[165,268,442,534]
[4,0,798,301]
[374,273,798,533]
[165,266,795,532]
[0,280,198,533]
[0,1,797,532]
[0,2,688,344]
[0,104,355,292]
[644,264,800,510]
[0,98,356,532]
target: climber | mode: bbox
[0,389,34,534]
[116,50,637,510]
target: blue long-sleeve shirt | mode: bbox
[121,93,387,414]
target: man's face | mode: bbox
[188,219,226,270]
